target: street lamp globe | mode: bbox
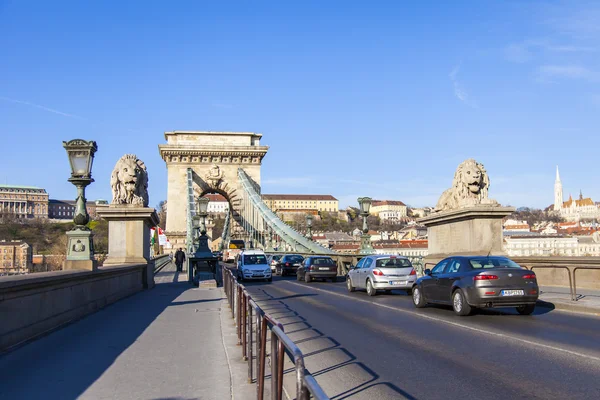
[63,139,97,179]
[357,197,372,215]
[306,214,313,227]
[197,196,210,215]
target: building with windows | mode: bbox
[504,232,600,257]
[553,166,600,221]
[48,199,106,220]
[205,194,230,214]
[370,200,408,222]
[262,194,339,213]
[0,240,33,275]
[0,185,48,219]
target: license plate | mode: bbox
[319,267,329,271]
[501,290,524,296]
[389,281,407,285]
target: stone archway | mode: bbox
[159,131,269,247]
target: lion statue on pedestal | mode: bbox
[435,158,498,212]
[110,154,149,207]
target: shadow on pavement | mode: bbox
[0,280,189,399]
[246,286,418,400]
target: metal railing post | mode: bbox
[242,293,248,360]
[271,330,278,400]
[258,317,267,400]
[237,286,242,344]
[247,299,253,382]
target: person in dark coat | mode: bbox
[174,248,186,271]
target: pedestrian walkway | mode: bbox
[538,286,600,316]
[0,262,256,400]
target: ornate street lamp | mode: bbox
[189,196,216,284]
[357,197,375,254]
[196,196,210,235]
[63,139,98,269]
[305,214,313,239]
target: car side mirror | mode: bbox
[349,265,355,270]
[424,269,432,276]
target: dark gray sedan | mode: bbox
[296,256,337,283]
[412,256,539,316]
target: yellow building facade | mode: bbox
[262,194,339,213]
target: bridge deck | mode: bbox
[0,262,249,400]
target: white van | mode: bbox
[236,250,272,282]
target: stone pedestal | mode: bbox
[97,206,160,288]
[64,228,98,271]
[419,206,515,265]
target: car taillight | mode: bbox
[409,268,416,276]
[373,269,384,276]
[285,262,290,266]
[474,274,498,280]
[522,274,536,280]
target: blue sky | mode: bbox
[1,0,599,210]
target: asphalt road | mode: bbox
[235,268,600,400]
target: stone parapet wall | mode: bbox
[512,256,600,290]
[0,264,147,353]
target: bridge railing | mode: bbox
[152,254,172,275]
[504,256,600,302]
[222,266,329,400]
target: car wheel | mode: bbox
[516,304,535,315]
[412,286,426,308]
[267,277,272,282]
[346,277,355,292]
[452,289,472,316]
[366,279,377,296]
[305,273,312,283]
[330,277,337,283]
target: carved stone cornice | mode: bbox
[159,145,269,165]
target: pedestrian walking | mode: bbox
[174,248,186,272]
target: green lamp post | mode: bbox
[63,139,98,270]
[357,197,375,255]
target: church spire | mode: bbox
[554,165,563,211]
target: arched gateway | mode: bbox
[159,131,269,247]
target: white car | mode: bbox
[237,250,272,282]
[268,255,282,272]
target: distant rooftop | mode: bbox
[0,184,45,191]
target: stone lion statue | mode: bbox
[110,154,149,207]
[435,158,498,212]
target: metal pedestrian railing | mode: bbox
[222,266,329,400]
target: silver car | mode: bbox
[346,254,416,296]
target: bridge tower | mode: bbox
[159,131,269,248]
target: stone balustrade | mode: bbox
[0,262,152,353]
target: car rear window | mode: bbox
[469,257,523,269]
[311,257,335,266]
[243,254,267,265]
[376,257,412,268]
[286,255,304,262]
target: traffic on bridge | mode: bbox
[228,259,600,399]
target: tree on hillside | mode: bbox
[157,200,167,230]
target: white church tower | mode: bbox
[554,166,563,211]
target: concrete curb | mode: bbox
[536,299,600,316]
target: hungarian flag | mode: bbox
[150,228,157,246]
